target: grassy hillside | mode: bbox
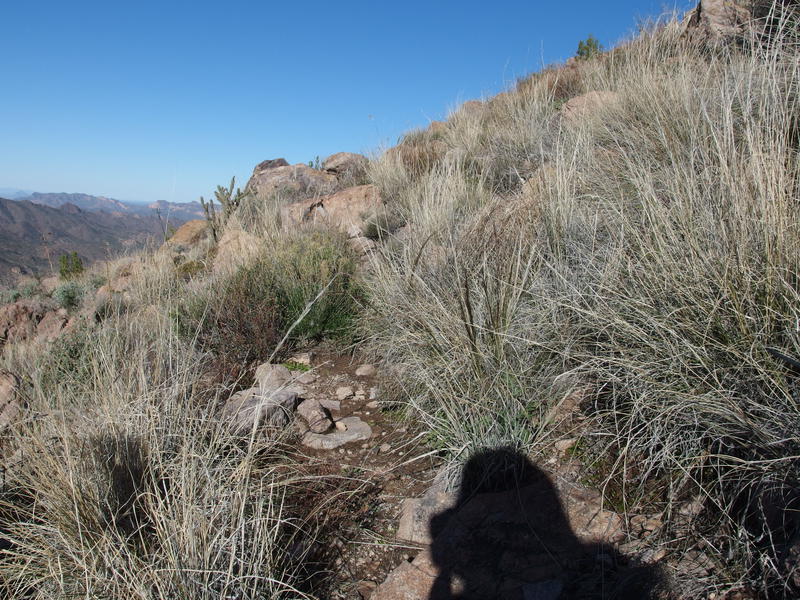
[1,8,799,599]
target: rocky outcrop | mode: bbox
[212,227,261,273]
[280,184,382,237]
[165,219,209,250]
[322,152,368,180]
[0,298,68,347]
[246,160,336,200]
[684,0,798,41]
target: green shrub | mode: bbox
[0,289,20,304]
[52,281,84,310]
[576,34,603,60]
[175,229,362,368]
[58,252,84,280]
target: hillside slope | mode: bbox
[0,197,170,281]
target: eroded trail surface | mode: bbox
[285,350,670,600]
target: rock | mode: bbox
[302,416,372,450]
[348,236,377,255]
[397,486,457,545]
[164,219,209,250]
[683,0,793,41]
[355,364,377,378]
[319,399,341,412]
[322,152,368,180]
[212,227,261,273]
[554,437,577,453]
[336,386,354,401]
[369,387,379,400]
[379,443,391,453]
[296,371,317,384]
[0,370,22,431]
[0,298,53,347]
[371,558,436,600]
[561,90,620,123]
[253,158,290,171]
[296,399,332,434]
[255,363,292,390]
[40,275,60,295]
[246,161,336,200]
[366,400,379,409]
[377,471,630,600]
[280,184,383,236]
[35,308,68,342]
[356,579,378,599]
[221,387,298,436]
[288,352,312,366]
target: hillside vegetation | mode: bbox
[1,5,799,599]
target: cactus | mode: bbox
[200,177,248,243]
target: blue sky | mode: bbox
[0,1,693,204]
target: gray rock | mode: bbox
[296,399,332,434]
[319,399,341,412]
[302,416,372,450]
[355,364,377,377]
[296,371,317,384]
[254,363,292,390]
[397,484,456,545]
[336,386,354,401]
[222,387,298,436]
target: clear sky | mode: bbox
[0,1,693,204]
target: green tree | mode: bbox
[576,34,603,60]
[59,252,84,280]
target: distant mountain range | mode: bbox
[13,192,205,222]
[0,192,205,283]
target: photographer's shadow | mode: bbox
[426,447,665,600]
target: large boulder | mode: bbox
[280,184,383,237]
[246,161,336,200]
[212,227,261,273]
[0,298,53,346]
[165,219,209,250]
[684,0,798,41]
[322,152,368,181]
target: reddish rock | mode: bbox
[246,162,336,200]
[280,184,382,236]
[0,298,51,346]
[35,308,68,342]
[322,152,368,179]
[165,219,209,249]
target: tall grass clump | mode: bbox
[365,13,800,595]
[174,228,362,372]
[0,308,319,599]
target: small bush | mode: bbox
[175,229,362,369]
[52,281,84,310]
[0,289,20,304]
[58,252,84,280]
[576,34,603,60]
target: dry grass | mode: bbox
[365,13,800,597]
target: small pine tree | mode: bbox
[59,252,84,280]
[576,34,603,60]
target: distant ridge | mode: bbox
[14,191,205,221]
[0,197,190,282]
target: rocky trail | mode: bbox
[230,349,678,600]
